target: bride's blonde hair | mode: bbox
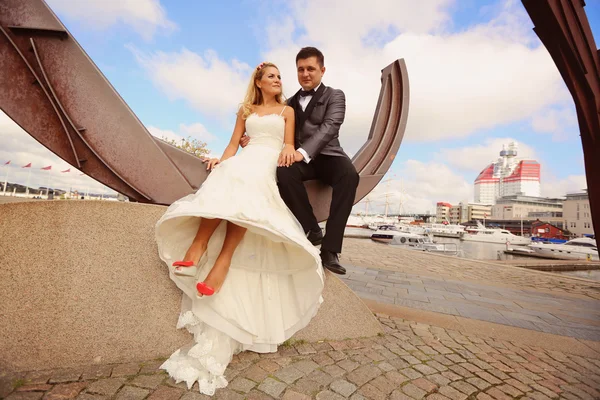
[240,62,285,119]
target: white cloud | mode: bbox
[531,104,578,141]
[355,160,472,214]
[47,0,176,40]
[128,0,572,156]
[541,174,587,199]
[436,138,539,172]
[0,112,114,195]
[129,46,251,122]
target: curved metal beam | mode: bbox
[522,0,599,255]
[0,0,409,221]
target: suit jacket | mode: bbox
[287,83,349,160]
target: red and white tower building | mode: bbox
[474,142,541,205]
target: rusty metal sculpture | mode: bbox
[522,0,599,255]
[0,0,408,221]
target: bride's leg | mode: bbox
[201,221,247,292]
[181,217,222,264]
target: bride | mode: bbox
[155,61,324,395]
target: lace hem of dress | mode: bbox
[160,311,238,396]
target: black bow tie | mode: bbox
[299,89,315,97]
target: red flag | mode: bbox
[61,168,71,173]
[22,163,31,168]
[41,165,52,170]
[4,160,10,165]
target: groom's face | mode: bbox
[296,56,325,91]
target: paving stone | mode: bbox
[115,386,150,400]
[337,360,359,373]
[465,377,491,391]
[315,390,345,400]
[401,383,427,400]
[447,365,473,379]
[484,388,512,400]
[147,386,184,400]
[6,393,44,400]
[111,365,141,378]
[81,366,113,381]
[388,359,411,370]
[357,383,386,400]
[49,371,83,385]
[312,354,335,367]
[412,378,437,393]
[413,365,438,376]
[345,365,381,387]
[243,389,272,400]
[258,378,287,398]
[390,390,412,400]
[44,383,88,400]
[296,344,317,355]
[428,374,451,387]
[86,379,126,396]
[274,367,305,385]
[281,390,311,400]
[438,386,467,400]
[130,375,166,390]
[426,395,451,400]
[243,366,269,383]
[139,362,165,375]
[16,385,53,392]
[179,392,212,400]
[213,389,244,400]
[474,371,501,385]
[290,378,323,397]
[322,365,345,379]
[74,394,107,400]
[227,378,255,394]
[24,371,53,385]
[400,368,423,380]
[307,371,335,387]
[330,380,357,398]
[256,360,280,374]
[328,351,346,362]
[450,381,477,396]
[497,384,524,398]
[368,376,396,395]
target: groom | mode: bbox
[242,47,359,275]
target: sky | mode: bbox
[0,0,598,213]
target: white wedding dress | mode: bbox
[155,110,325,395]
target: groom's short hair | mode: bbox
[296,47,324,68]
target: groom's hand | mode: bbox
[294,151,304,163]
[239,134,250,148]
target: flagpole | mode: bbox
[2,162,9,196]
[25,168,31,196]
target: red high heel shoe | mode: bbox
[172,253,208,277]
[196,282,215,297]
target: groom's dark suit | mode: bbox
[277,83,359,259]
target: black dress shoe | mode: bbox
[306,228,323,246]
[320,250,346,275]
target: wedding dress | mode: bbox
[155,109,325,395]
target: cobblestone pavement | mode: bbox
[2,315,600,400]
[338,239,600,300]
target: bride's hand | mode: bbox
[203,157,221,171]
[278,145,296,167]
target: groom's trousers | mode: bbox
[276,154,359,254]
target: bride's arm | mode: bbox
[220,109,246,163]
[278,106,296,167]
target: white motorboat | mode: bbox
[370,225,402,243]
[461,224,530,245]
[528,237,598,261]
[423,223,466,238]
[370,226,459,255]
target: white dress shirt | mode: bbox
[296,83,322,163]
